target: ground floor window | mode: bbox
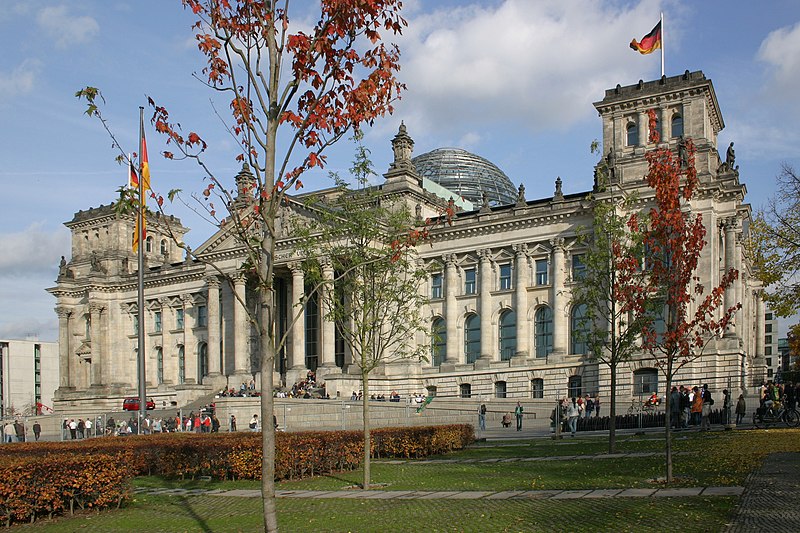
[460,383,471,398]
[531,378,544,398]
[495,381,507,398]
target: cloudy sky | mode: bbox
[2,0,800,342]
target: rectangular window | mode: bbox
[572,254,586,281]
[133,315,138,335]
[765,335,772,345]
[197,305,208,327]
[766,357,773,366]
[431,272,443,299]
[176,308,185,330]
[765,324,773,333]
[499,263,512,290]
[535,259,548,285]
[765,313,773,321]
[154,311,162,333]
[464,268,476,295]
[766,347,772,356]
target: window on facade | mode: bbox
[464,268,476,295]
[499,309,517,361]
[160,239,168,255]
[535,307,553,358]
[426,385,437,398]
[765,335,772,344]
[765,324,773,333]
[572,254,586,281]
[671,113,683,138]
[431,317,446,367]
[335,324,346,369]
[154,311,162,333]
[766,357,773,366]
[765,313,773,321]
[535,259,548,285]
[85,314,91,339]
[198,343,208,382]
[499,263,512,290]
[570,304,589,355]
[633,368,658,395]
[305,291,319,371]
[197,305,207,327]
[133,315,138,335]
[568,376,582,398]
[176,308,184,330]
[531,378,544,398]
[157,348,164,385]
[145,236,153,253]
[495,380,507,398]
[766,346,772,356]
[178,345,186,384]
[460,383,472,398]
[626,122,639,146]
[464,313,481,364]
[768,368,774,378]
[431,272,443,299]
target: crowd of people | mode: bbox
[3,419,40,442]
[217,380,259,398]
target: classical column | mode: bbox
[513,244,529,357]
[89,302,105,387]
[722,217,737,336]
[551,238,567,356]
[319,258,337,369]
[233,273,250,376]
[660,107,669,141]
[206,276,222,377]
[638,111,648,146]
[158,297,169,384]
[443,254,459,363]
[55,306,72,389]
[478,249,494,360]
[289,262,306,370]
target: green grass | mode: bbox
[16,494,736,532]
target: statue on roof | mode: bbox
[725,142,735,170]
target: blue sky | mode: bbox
[2,0,800,341]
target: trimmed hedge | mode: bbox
[0,424,474,525]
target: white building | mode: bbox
[47,71,766,410]
[0,339,59,418]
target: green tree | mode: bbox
[297,137,429,489]
[79,2,406,530]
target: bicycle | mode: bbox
[753,402,800,429]
[627,399,656,415]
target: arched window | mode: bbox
[156,348,164,385]
[499,309,516,361]
[634,368,658,395]
[425,385,437,398]
[431,317,446,367]
[568,375,582,399]
[145,235,153,253]
[160,239,168,255]
[495,380,507,398]
[197,343,208,383]
[671,113,683,138]
[531,378,544,399]
[464,313,480,364]
[534,307,553,358]
[570,304,589,355]
[178,345,186,384]
[460,383,472,398]
[626,121,639,146]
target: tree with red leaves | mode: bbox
[80,2,407,530]
[620,110,740,482]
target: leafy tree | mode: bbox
[621,110,740,482]
[297,136,429,489]
[572,163,649,454]
[79,2,406,530]
[748,164,800,318]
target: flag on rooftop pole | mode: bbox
[629,14,665,77]
[132,120,151,252]
[135,106,148,422]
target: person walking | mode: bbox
[229,414,237,432]
[32,421,41,441]
[700,384,714,431]
[735,394,746,425]
[670,386,682,429]
[478,404,487,431]
[3,421,14,443]
[514,402,524,431]
[566,397,580,437]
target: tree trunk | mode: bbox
[361,372,371,489]
[259,274,279,532]
[664,374,673,483]
[609,364,617,454]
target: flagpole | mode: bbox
[137,107,147,423]
[660,12,665,77]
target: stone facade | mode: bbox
[47,71,765,410]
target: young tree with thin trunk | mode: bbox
[622,110,740,482]
[80,2,406,530]
[297,138,429,489]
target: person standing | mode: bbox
[4,421,15,443]
[249,414,259,432]
[722,389,732,425]
[32,421,41,441]
[735,394,747,425]
[700,384,714,431]
[14,420,25,442]
[229,414,237,432]
[84,417,93,438]
[691,387,703,426]
[670,386,682,429]
[478,404,487,431]
[566,398,580,437]
[514,402,524,431]
[594,395,601,417]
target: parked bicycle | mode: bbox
[627,398,656,415]
[753,402,800,429]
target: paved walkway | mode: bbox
[725,452,800,532]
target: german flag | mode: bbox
[630,21,662,55]
[129,159,138,188]
[132,125,151,252]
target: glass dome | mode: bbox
[412,148,517,207]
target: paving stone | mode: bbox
[701,486,744,496]
[378,491,418,499]
[726,453,800,532]
[312,491,366,499]
[485,491,527,499]
[394,491,436,499]
[282,491,334,498]
[652,487,703,497]
[616,488,657,497]
[445,491,494,499]
[550,490,593,499]
[584,489,624,498]
[518,490,564,499]
[220,489,261,498]
[419,491,462,499]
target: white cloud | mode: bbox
[375,0,665,146]
[36,5,99,49]
[758,22,800,103]
[0,59,41,98]
[0,223,69,276]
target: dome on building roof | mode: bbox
[411,148,517,207]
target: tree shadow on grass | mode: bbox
[175,496,213,533]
